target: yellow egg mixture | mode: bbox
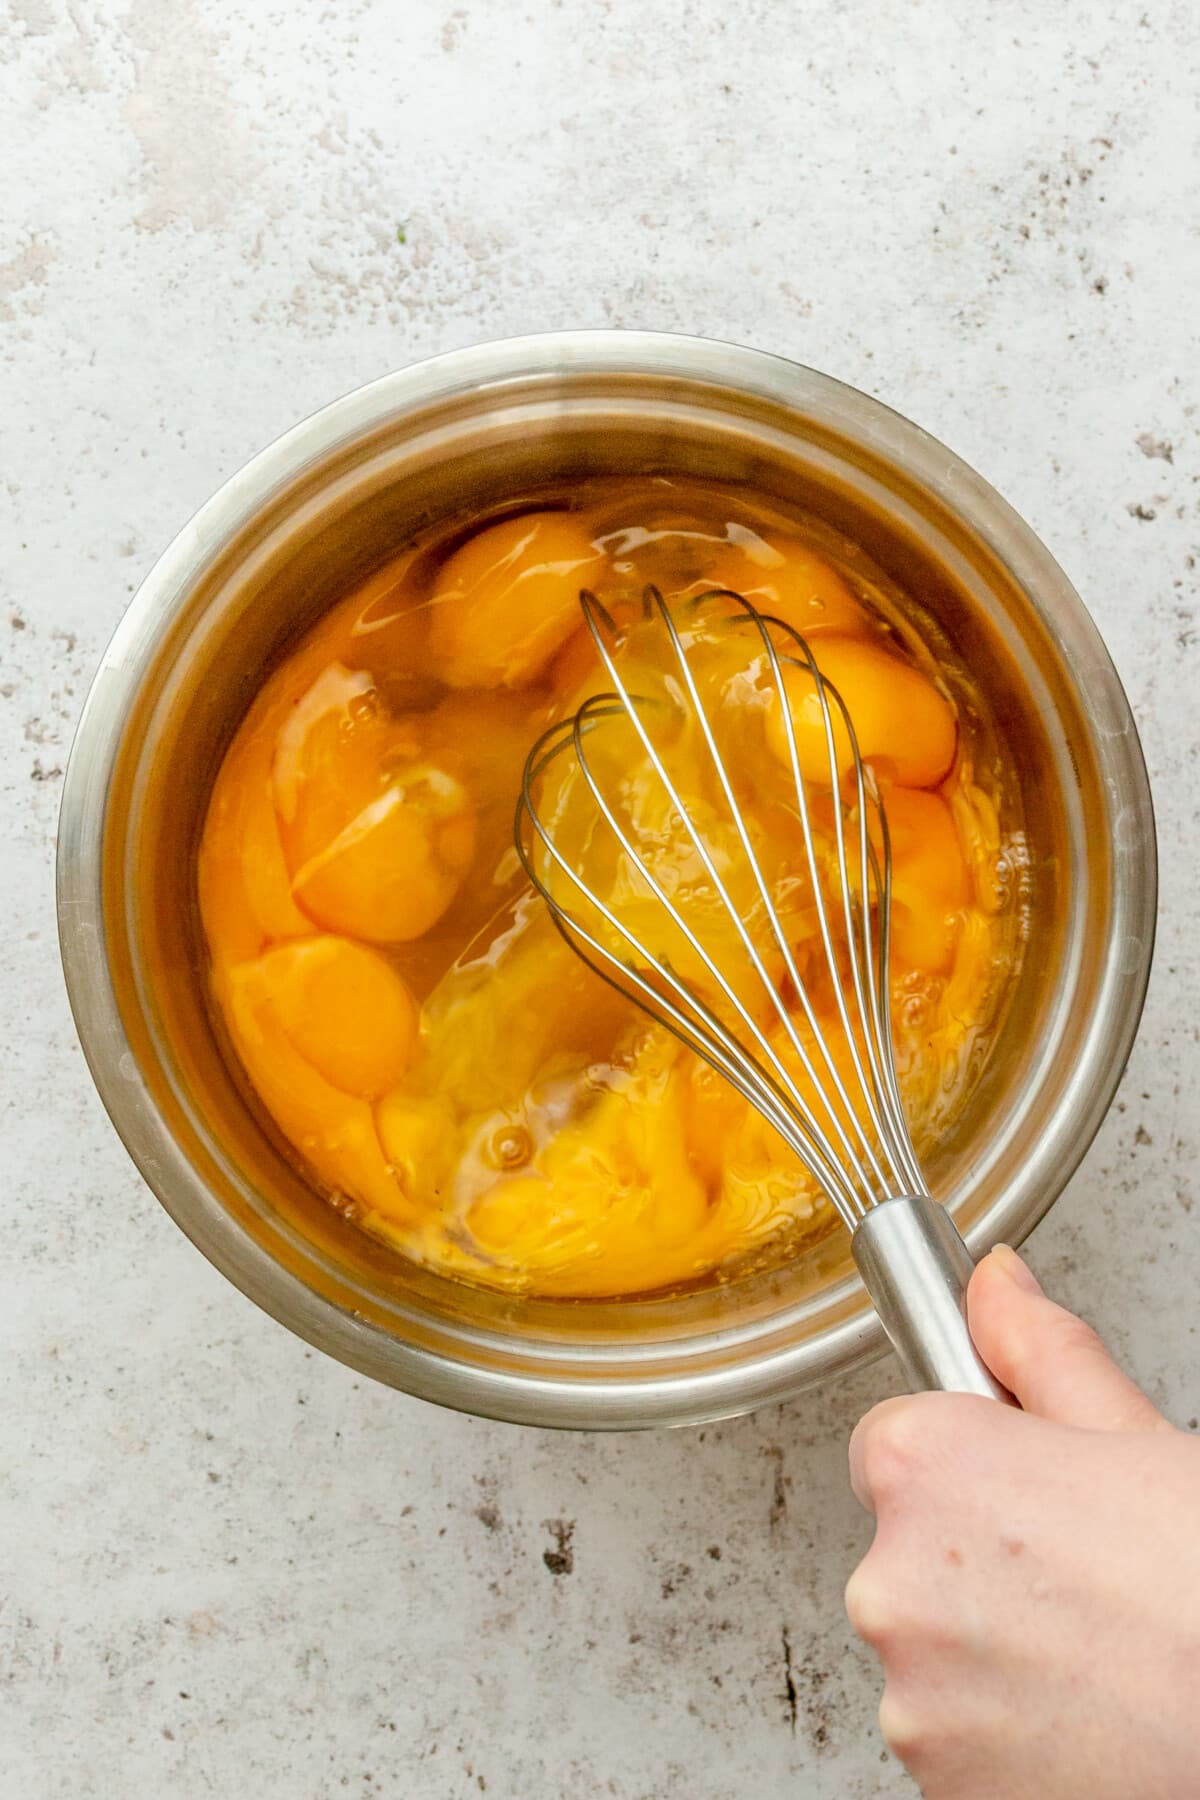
[198,480,1023,1297]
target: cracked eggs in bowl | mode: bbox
[57,335,1154,1425]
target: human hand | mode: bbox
[845,1245,1200,1799]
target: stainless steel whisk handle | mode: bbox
[852,1196,1009,1400]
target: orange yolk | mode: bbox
[464,1029,713,1294]
[198,694,313,965]
[199,482,1017,1298]
[427,511,606,689]
[273,665,477,943]
[765,635,957,790]
[218,955,413,1223]
[690,534,864,639]
[250,936,418,1098]
[884,788,971,974]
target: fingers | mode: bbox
[966,1247,1167,1433]
[849,1246,1167,1520]
[845,1393,1011,1686]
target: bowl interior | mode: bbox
[62,341,1153,1425]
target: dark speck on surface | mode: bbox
[659,1563,691,1599]
[542,1519,574,1576]
[765,1445,788,1529]
[780,1626,798,1735]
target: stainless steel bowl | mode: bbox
[56,332,1156,1428]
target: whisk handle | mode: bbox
[852,1195,1009,1400]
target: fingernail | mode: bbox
[990,1243,1042,1294]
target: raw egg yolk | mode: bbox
[428,512,606,689]
[765,635,957,789]
[274,664,477,943]
[695,536,863,638]
[465,1030,711,1294]
[289,774,477,945]
[375,1090,458,1201]
[546,624,604,715]
[414,906,631,1114]
[884,788,970,974]
[251,936,418,1097]
[680,1057,823,1253]
[220,955,413,1221]
[198,699,313,965]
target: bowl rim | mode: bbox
[56,329,1158,1427]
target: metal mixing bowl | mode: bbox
[56,332,1156,1428]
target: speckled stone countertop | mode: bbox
[3,2,1198,1795]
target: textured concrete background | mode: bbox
[3,2,1199,1795]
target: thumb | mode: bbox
[967,1246,1167,1433]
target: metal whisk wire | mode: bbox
[522,702,857,1221]
[650,590,925,1204]
[517,586,921,1230]
[515,585,1006,1401]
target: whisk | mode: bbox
[515,586,1004,1398]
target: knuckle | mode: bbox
[860,1402,924,1498]
[844,1563,892,1648]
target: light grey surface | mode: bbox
[3,1,1198,1795]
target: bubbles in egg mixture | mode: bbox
[197,478,1024,1298]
